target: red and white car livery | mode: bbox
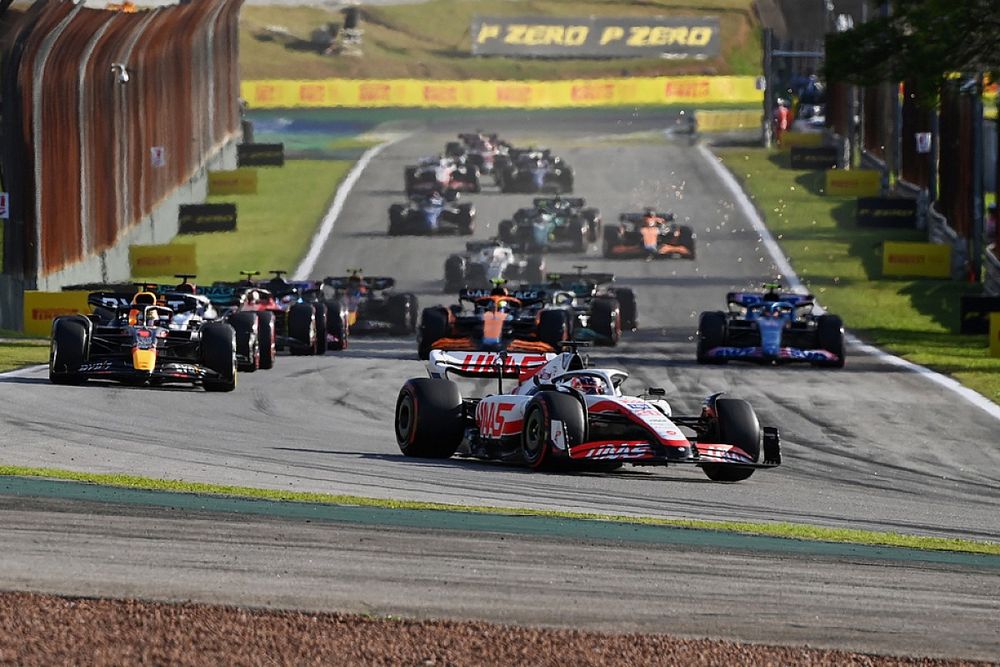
[395,349,781,482]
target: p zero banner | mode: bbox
[855,197,917,228]
[238,143,285,167]
[881,241,951,278]
[129,244,197,278]
[241,76,762,109]
[825,169,881,197]
[178,203,238,234]
[22,291,90,337]
[470,16,720,58]
[208,169,258,195]
[789,146,839,170]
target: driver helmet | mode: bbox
[643,209,659,226]
[569,375,603,395]
[490,279,508,297]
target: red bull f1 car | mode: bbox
[697,284,845,367]
[394,347,781,481]
[321,272,418,336]
[604,210,695,260]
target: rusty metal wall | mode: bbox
[4,0,243,280]
[899,84,933,189]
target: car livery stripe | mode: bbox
[588,398,690,449]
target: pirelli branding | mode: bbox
[471,16,720,58]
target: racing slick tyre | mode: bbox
[395,378,464,458]
[49,317,89,385]
[444,255,466,292]
[287,303,318,356]
[538,309,569,350]
[701,398,761,482]
[201,322,237,392]
[325,300,349,351]
[590,298,621,347]
[614,288,638,332]
[465,263,488,290]
[815,314,846,368]
[388,293,419,336]
[403,167,417,198]
[603,226,621,258]
[678,226,696,260]
[498,219,515,244]
[583,209,601,243]
[522,391,586,469]
[256,311,277,369]
[388,204,406,236]
[417,307,450,359]
[572,219,588,252]
[230,311,260,372]
[696,311,727,364]
[525,255,545,284]
[558,170,574,194]
[457,204,475,235]
[312,302,328,356]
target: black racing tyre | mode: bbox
[444,254,466,292]
[230,311,260,372]
[815,314,846,368]
[458,204,475,235]
[388,293,419,335]
[312,302,328,356]
[49,317,88,385]
[388,204,406,236]
[465,263,488,290]
[678,226,696,260]
[590,298,621,347]
[287,303,317,356]
[524,254,545,284]
[498,219,515,244]
[403,167,416,197]
[583,209,601,242]
[701,398,761,482]
[538,309,569,350]
[521,391,586,469]
[571,218,587,252]
[559,170,574,193]
[201,322,237,392]
[603,226,621,258]
[613,288,638,332]
[417,307,450,359]
[395,378,464,458]
[256,311,276,369]
[696,311,727,364]
[326,300,348,351]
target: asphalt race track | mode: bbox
[2,110,999,660]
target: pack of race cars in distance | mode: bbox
[494,147,574,194]
[404,154,481,198]
[696,284,845,367]
[394,347,781,481]
[388,191,475,236]
[604,209,696,260]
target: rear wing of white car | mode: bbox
[427,350,555,380]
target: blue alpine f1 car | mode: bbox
[696,284,845,367]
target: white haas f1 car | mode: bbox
[394,348,781,481]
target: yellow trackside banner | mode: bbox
[208,169,258,195]
[990,313,1000,358]
[694,109,762,132]
[825,169,881,197]
[23,291,90,336]
[779,131,823,150]
[882,241,951,278]
[129,243,197,278]
[240,76,763,109]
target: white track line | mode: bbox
[294,134,410,280]
[0,364,47,379]
[696,143,1000,421]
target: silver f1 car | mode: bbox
[443,240,544,292]
[394,347,781,481]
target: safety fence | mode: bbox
[240,76,763,109]
[0,0,243,283]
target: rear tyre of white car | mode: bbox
[395,378,464,458]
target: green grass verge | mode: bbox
[714,147,1000,403]
[240,0,760,80]
[141,160,351,284]
[0,341,48,372]
[1,465,997,556]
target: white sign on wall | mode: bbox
[915,132,932,154]
[150,146,166,167]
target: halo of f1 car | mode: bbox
[604,209,695,260]
[393,344,781,481]
[696,283,845,367]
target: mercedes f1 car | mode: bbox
[498,197,600,253]
[394,347,781,481]
[416,288,571,359]
[494,148,573,194]
[404,156,480,197]
[696,284,845,367]
[388,192,475,236]
[534,267,638,344]
[321,271,418,336]
[443,241,544,293]
[604,210,695,260]
[49,290,237,391]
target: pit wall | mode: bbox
[240,76,762,109]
